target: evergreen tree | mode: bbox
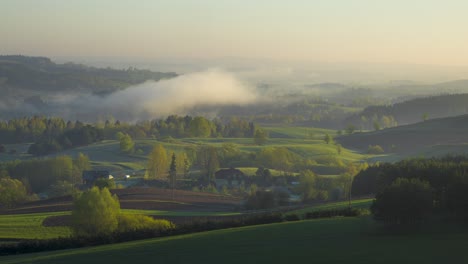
[169,152,177,190]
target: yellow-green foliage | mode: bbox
[0,212,71,240]
[257,147,300,172]
[297,170,318,201]
[147,144,168,179]
[118,214,175,232]
[315,155,345,167]
[71,187,120,236]
[0,177,27,208]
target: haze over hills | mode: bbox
[2,1,468,262]
[345,93,468,129]
[337,114,468,154]
[0,56,256,121]
[0,55,177,93]
[2,55,468,128]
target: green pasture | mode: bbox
[0,209,241,241]
[3,216,468,264]
[121,209,241,217]
[287,198,373,217]
[264,126,335,139]
[0,198,372,241]
[0,212,71,240]
[0,126,370,171]
[236,167,284,176]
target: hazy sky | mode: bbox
[2,0,468,66]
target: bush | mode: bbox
[283,214,301,221]
[118,214,175,232]
[367,145,384,154]
[245,191,276,209]
[304,208,366,219]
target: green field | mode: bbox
[2,217,468,264]
[121,209,241,217]
[338,114,468,158]
[288,198,373,216]
[0,199,370,242]
[0,212,71,240]
[0,126,369,175]
[0,209,244,241]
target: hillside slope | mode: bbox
[0,55,176,94]
[3,218,467,264]
[337,114,468,153]
[345,93,468,128]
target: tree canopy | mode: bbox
[371,178,433,224]
[71,187,120,236]
[147,144,168,179]
[253,128,268,145]
[0,177,28,208]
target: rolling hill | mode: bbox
[0,55,177,119]
[344,93,468,129]
[337,114,468,155]
[2,217,468,264]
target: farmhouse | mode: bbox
[82,170,113,186]
[214,168,245,187]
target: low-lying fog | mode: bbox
[4,58,468,122]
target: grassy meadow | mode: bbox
[2,216,468,264]
[0,198,370,242]
[0,209,243,242]
[287,198,373,216]
[0,126,369,175]
[0,212,71,240]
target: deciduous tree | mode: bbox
[119,133,135,154]
[253,128,268,145]
[147,144,168,179]
[0,177,27,208]
[71,187,120,236]
[323,133,332,144]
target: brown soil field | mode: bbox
[1,188,243,215]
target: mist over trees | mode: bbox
[345,94,468,129]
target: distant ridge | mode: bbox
[337,114,468,153]
[0,55,177,94]
[344,93,468,128]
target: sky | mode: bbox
[2,0,468,67]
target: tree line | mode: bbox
[352,155,468,224]
[0,115,257,155]
[0,153,90,207]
